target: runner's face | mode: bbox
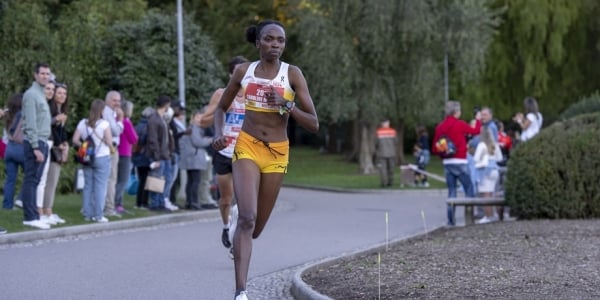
[257,25,286,60]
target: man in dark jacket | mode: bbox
[146,95,175,211]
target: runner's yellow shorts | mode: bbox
[233,131,289,173]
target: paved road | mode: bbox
[0,187,451,299]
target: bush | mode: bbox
[559,91,600,120]
[505,113,600,219]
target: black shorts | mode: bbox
[212,151,233,175]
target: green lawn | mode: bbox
[285,147,446,189]
[1,146,446,234]
[0,194,157,234]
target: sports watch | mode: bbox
[279,101,296,115]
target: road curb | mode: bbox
[290,226,446,300]
[0,210,220,245]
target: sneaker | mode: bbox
[0,226,7,234]
[115,206,125,213]
[164,198,179,211]
[105,211,122,218]
[228,205,238,248]
[235,290,248,300]
[229,247,234,260]
[423,182,430,188]
[476,216,494,224]
[40,215,58,225]
[14,200,23,208]
[222,228,231,248]
[94,216,109,223]
[201,203,219,209]
[23,219,50,230]
[50,214,66,224]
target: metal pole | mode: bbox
[444,50,449,104]
[177,0,186,107]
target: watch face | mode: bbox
[286,101,293,109]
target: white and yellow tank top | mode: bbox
[219,100,245,159]
[241,61,295,112]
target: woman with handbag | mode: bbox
[42,82,69,224]
[72,99,113,223]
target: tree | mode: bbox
[0,1,54,96]
[294,0,501,173]
[51,0,147,121]
[102,11,224,113]
[459,0,595,121]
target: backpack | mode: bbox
[434,135,456,158]
[434,122,457,158]
[75,123,97,166]
[131,119,151,167]
[132,119,148,154]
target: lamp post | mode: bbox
[177,0,185,107]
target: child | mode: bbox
[413,125,430,187]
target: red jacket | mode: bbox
[432,116,481,160]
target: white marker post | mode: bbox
[378,252,381,300]
[385,211,389,251]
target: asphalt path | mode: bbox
[0,187,450,300]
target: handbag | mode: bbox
[144,175,165,193]
[51,145,69,164]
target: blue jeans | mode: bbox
[115,156,131,207]
[149,160,170,208]
[3,142,24,209]
[82,155,111,219]
[162,159,174,200]
[444,163,475,225]
[22,140,48,221]
[165,154,179,202]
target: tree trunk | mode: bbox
[358,122,376,174]
[396,118,406,165]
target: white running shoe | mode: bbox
[14,200,23,208]
[228,204,238,248]
[164,198,179,211]
[50,214,66,224]
[94,216,109,223]
[235,290,248,300]
[476,216,497,224]
[40,215,58,225]
[23,219,50,230]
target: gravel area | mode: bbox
[302,219,600,299]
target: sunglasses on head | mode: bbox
[54,82,67,89]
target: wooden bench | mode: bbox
[446,196,506,225]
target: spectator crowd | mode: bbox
[0,62,222,232]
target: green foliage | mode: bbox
[505,113,600,219]
[559,91,600,120]
[102,11,224,112]
[0,1,54,96]
[460,0,600,121]
[149,0,284,67]
[51,0,147,124]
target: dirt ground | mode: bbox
[302,219,600,300]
